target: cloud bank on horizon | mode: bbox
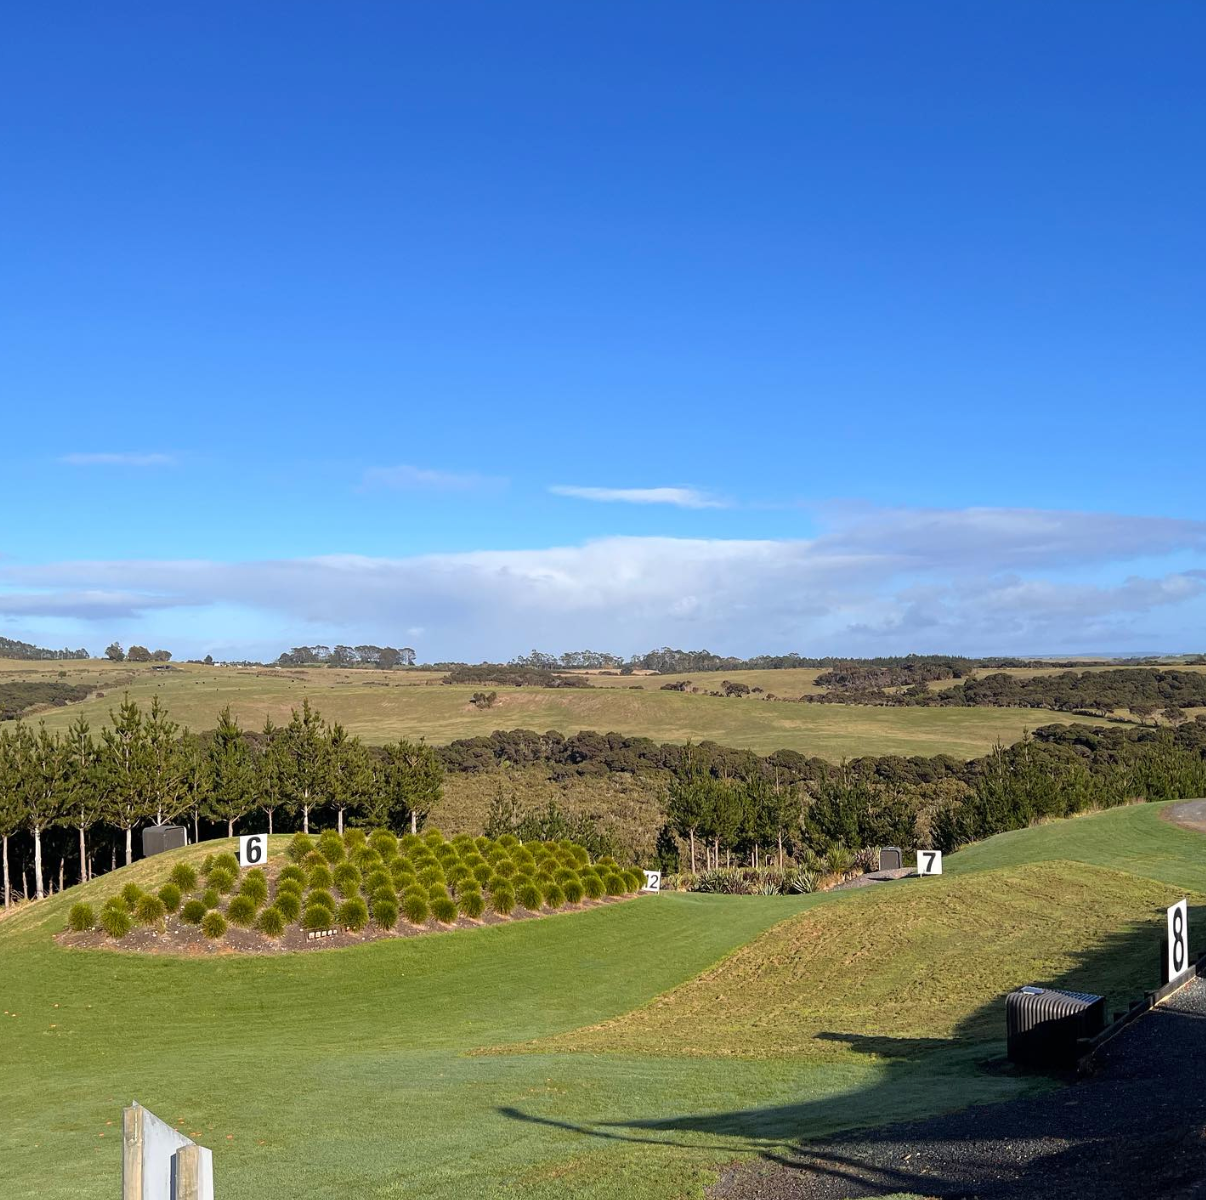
[3,505,1205,661]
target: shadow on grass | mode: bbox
[499,903,1206,1197]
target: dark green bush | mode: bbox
[275,890,302,923]
[67,902,95,932]
[213,852,239,874]
[307,863,334,890]
[423,827,445,845]
[101,907,132,938]
[369,830,398,859]
[257,906,286,937]
[318,832,346,864]
[402,892,430,925]
[120,882,144,908]
[287,832,315,862]
[201,910,228,939]
[307,887,336,912]
[472,863,493,886]
[208,867,236,894]
[604,873,626,896]
[431,895,459,924]
[623,870,644,893]
[226,895,258,927]
[276,878,303,899]
[240,871,269,906]
[353,847,383,872]
[332,862,362,898]
[371,885,397,906]
[180,899,207,925]
[135,895,167,925]
[338,897,370,931]
[542,884,565,910]
[278,864,306,886]
[427,883,450,902]
[490,886,516,916]
[563,878,585,904]
[364,869,391,894]
[201,887,221,909]
[553,867,577,885]
[303,850,326,869]
[416,865,445,888]
[343,827,368,853]
[372,898,399,930]
[302,904,335,931]
[400,832,422,852]
[169,862,198,891]
[459,890,485,919]
[493,858,518,878]
[201,853,216,874]
[582,873,606,900]
[157,883,182,913]
[516,882,543,911]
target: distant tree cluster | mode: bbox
[509,649,625,669]
[0,697,443,907]
[441,665,592,688]
[276,644,417,668]
[0,683,93,722]
[104,643,172,663]
[0,637,89,661]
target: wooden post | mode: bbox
[122,1104,143,1200]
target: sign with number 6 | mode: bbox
[642,870,661,892]
[239,833,267,868]
[1167,898,1189,982]
[918,850,943,876]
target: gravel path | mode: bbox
[709,996,1206,1200]
[1164,800,1206,833]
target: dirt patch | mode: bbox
[1162,799,1206,833]
[57,893,634,957]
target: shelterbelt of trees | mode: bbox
[0,636,89,661]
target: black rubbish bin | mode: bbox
[1006,985,1105,1069]
[141,825,188,857]
[878,847,902,872]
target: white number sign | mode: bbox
[917,850,943,876]
[642,870,662,892]
[1168,898,1189,981]
[239,833,267,868]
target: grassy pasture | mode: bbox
[0,659,1105,760]
[2,803,1203,1199]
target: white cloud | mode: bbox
[361,465,504,492]
[549,485,728,509]
[2,506,1205,658]
[58,452,176,467]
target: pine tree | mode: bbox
[256,718,284,835]
[206,706,255,837]
[378,738,443,834]
[0,727,23,907]
[61,715,102,884]
[100,696,153,865]
[21,723,69,900]
[279,699,325,833]
[145,696,187,826]
[326,722,373,834]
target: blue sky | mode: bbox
[3,3,1204,661]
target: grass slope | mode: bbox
[1,658,1100,759]
[3,803,1203,1200]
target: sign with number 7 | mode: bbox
[918,850,943,876]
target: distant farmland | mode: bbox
[0,658,1123,760]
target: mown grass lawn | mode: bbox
[2,803,1202,1199]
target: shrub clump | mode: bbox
[120,882,144,909]
[338,897,370,931]
[343,827,368,853]
[516,882,543,911]
[278,864,306,886]
[332,863,363,898]
[208,867,236,895]
[308,863,334,890]
[402,892,430,926]
[226,895,258,927]
[318,832,346,864]
[68,902,95,932]
[302,904,335,932]
[459,890,485,920]
[542,884,565,910]
[369,829,398,859]
[180,899,207,925]
[372,898,399,930]
[490,886,516,917]
[157,883,182,913]
[202,887,221,909]
[169,862,198,891]
[562,878,585,905]
[101,907,132,938]
[201,910,228,939]
[604,873,626,896]
[275,890,302,923]
[257,906,287,938]
[307,887,336,913]
[241,869,269,905]
[212,852,239,875]
[287,832,315,863]
[431,895,459,924]
[135,894,167,926]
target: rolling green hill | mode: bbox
[1,803,1201,1200]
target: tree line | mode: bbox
[0,636,89,661]
[0,697,443,907]
[276,644,417,668]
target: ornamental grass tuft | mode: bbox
[212,852,239,874]
[278,864,305,886]
[582,873,606,900]
[302,904,335,932]
[372,898,399,930]
[364,869,392,894]
[516,882,543,911]
[338,897,370,931]
[604,873,626,896]
[157,883,182,913]
[180,899,207,925]
[369,830,398,859]
[459,890,485,919]
[201,887,221,909]
[240,870,269,905]
[343,827,368,852]
[542,884,565,910]
[226,895,258,927]
[201,910,228,939]
[274,890,302,923]
[101,907,132,938]
[307,887,336,913]
[135,895,167,926]
[318,832,346,864]
[332,862,362,898]
[402,892,430,926]
[120,883,144,909]
[67,902,95,932]
[490,886,516,916]
[431,895,459,924]
[257,906,286,937]
[287,832,315,862]
[168,862,198,891]
[307,864,334,890]
[208,867,236,894]
[562,878,585,904]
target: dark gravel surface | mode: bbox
[709,999,1206,1200]
[1165,976,1206,1017]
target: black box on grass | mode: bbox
[878,847,902,871]
[141,825,188,857]
[1006,986,1105,1069]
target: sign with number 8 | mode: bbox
[1167,898,1189,982]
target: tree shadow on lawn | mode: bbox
[499,906,1206,1198]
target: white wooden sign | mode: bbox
[1168,898,1189,981]
[641,870,662,892]
[917,850,943,876]
[239,833,267,868]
